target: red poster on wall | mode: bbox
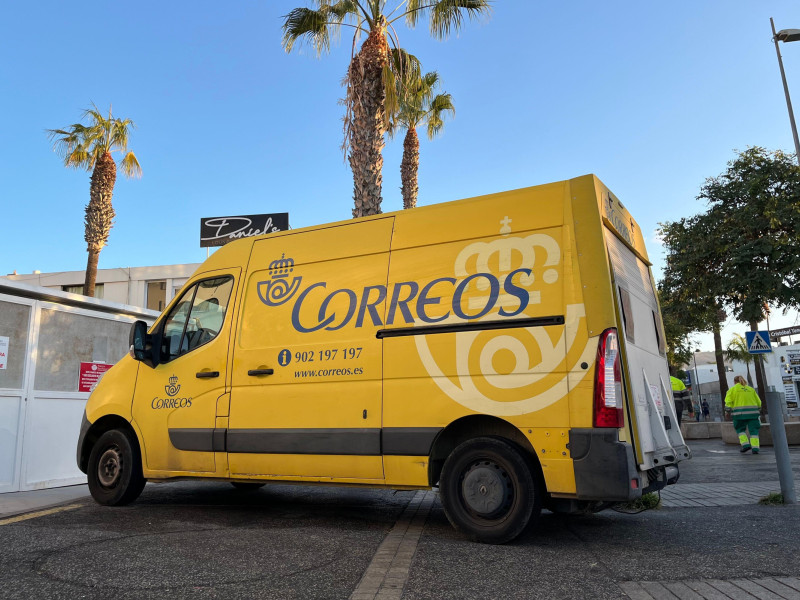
[78,362,113,393]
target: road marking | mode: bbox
[350,490,435,600]
[0,503,83,526]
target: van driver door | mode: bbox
[132,270,239,475]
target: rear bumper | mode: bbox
[569,428,643,502]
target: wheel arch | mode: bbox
[428,415,541,487]
[78,414,141,474]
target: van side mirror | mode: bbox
[129,320,158,368]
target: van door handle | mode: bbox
[196,371,220,378]
[248,369,274,376]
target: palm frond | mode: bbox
[47,124,95,170]
[425,92,454,139]
[429,0,491,39]
[65,145,94,170]
[282,2,362,55]
[282,7,333,54]
[119,151,142,178]
[386,48,424,134]
[402,0,425,28]
[110,118,135,151]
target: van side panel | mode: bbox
[228,218,394,480]
[382,183,593,493]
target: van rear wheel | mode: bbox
[439,437,540,544]
[87,429,146,506]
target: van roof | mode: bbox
[201,174,648,269]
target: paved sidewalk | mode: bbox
[620,577,800,599]
[661,481,797,507]
[0,484,89,518]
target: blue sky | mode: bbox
[2,1,799,348]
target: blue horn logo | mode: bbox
[257,253,302,307]
[165,374,181,397]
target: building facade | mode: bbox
[3,264,201,312]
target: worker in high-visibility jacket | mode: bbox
[670,375,694,426]
[725,375,762,454]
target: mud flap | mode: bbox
[570,428,641,502]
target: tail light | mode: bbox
[594,328,624,428]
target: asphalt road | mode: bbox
[1,439,799,599]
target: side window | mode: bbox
[652,310,666,356]
[618,286,635,343]
[160,276,234,362]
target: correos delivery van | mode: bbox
[77,175,689,543]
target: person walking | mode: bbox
[701,400,710,421]
[670,374,694,426]
[725,375,762,454]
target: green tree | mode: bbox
[281,1,490,218]
[699,147,800,399]
[659,211,730,404]
[388,66,454,209]
[657,282,695,371]
[725,333,755,387]
[47,105,142,296]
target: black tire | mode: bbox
[439,437,540,544]
[230,482,266,491]
[87,429,146,506]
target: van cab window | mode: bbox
[161,276,234,362]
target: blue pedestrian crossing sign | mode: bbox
[745,331,772,354]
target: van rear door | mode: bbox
[604,228,691,471]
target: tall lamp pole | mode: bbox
[692,349,700,406]
[771,18,800,165]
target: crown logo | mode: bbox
[452,218,561,313]
[268,253,295,278]
[258,253,303,307]
[165,375,181,397]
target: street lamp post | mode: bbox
[771,18,800,165]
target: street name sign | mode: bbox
[770,325,800,340]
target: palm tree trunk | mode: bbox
[83,152,117,296]
[348,19,388,218]
[712,320,729,415]
[401,127,420,209]
[84,247,100,296]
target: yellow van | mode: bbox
[77,175,690,543]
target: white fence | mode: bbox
[0,281,158,493]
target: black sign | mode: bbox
[200,213,289,248]
[770,326,800,340]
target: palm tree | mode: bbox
[281,1,490,218]
[725,333,755,386]
[389,66,454,209]
[47,105,142,297]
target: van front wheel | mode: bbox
[439,437,540,544]
[87,429,146,506]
